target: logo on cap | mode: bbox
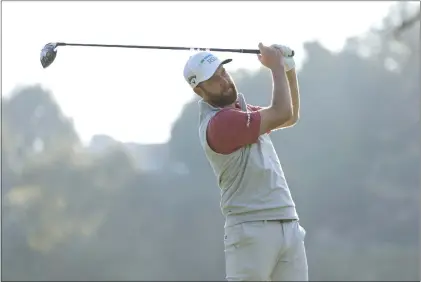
[200,54,217,64]
[188,75,197,85]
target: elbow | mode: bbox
[290,113,300,125]
[276,106,293,125]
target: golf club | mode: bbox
[40,42,295,69]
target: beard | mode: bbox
[206,83,238,108]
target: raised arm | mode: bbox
[255,43,293,134]
[206,43,295,155]
[277,68,300,128]
[248,67,300,130]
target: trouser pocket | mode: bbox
[224,221,284,281]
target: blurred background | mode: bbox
[1,1,420,281]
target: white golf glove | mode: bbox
[271,44,295,71]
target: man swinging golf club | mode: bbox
[183,42,308,281]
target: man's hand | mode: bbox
[271,44,295,72]
[257,43,285,71]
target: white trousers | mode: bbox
[224,220,308,281]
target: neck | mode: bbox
[203,98,236,109]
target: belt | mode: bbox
[266,219,297,223]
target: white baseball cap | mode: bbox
[183,51,232,88]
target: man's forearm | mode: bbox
[287,68,300,120]
[276,68,300,128]
[255,66,293,134]
[270,66,293,119]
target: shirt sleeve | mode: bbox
[247,104,264,111]
[206,108,261,155]
[247,104,272,134]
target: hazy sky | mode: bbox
[2,1,396,144]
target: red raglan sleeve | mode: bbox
[247,104,264,111]
[206,108,262,155]
[247,104,272,134]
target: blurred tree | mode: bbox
[392,3,420,36]
[2,84,80,164]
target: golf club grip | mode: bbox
[56,43,294,57]
[208,47,295,57]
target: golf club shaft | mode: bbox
[55,42,294,56]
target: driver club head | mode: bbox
[40,43,58,68]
